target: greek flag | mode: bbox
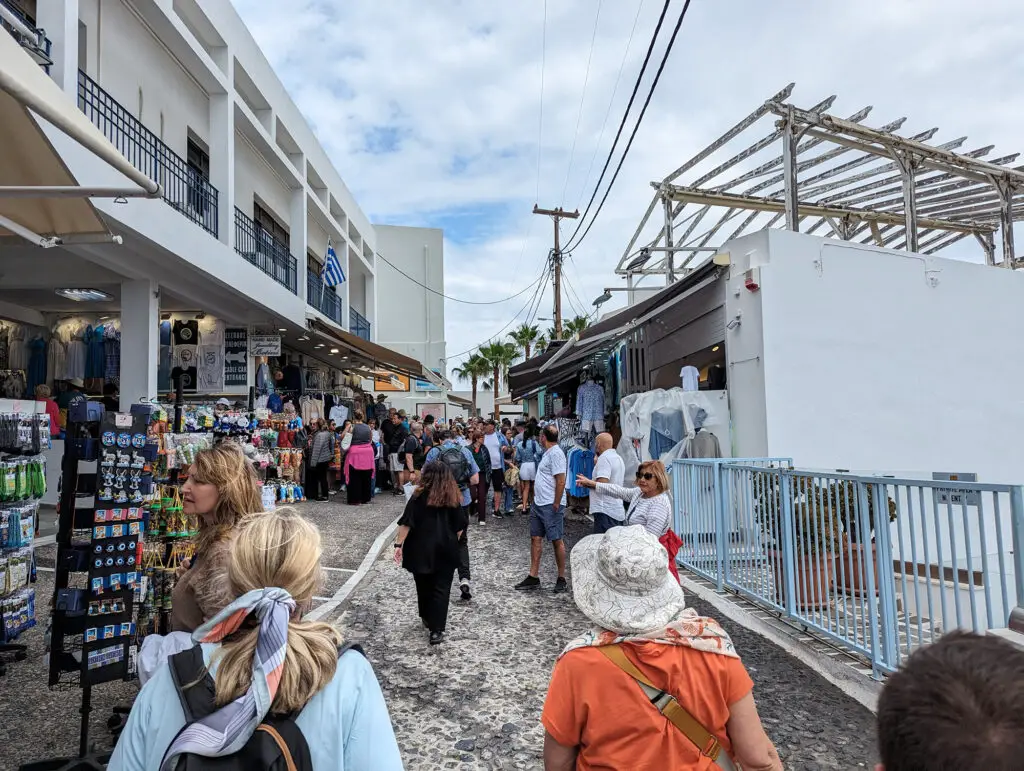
[322,238,346,287]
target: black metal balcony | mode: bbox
[77,70,219,237]
[350,307,371,341]
[0,0,51,71]
[234,208,297,293]
[306,270,343,324]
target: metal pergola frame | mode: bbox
[618,84,1024,280]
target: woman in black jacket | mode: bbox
[394,461,468,645]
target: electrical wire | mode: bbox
[375,250,546,305]
[563,0,673,246]
[576,0,646,207]
[535,0,548,203]
[560,0,604,206]
[564,0,693,252]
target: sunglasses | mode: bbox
[635,471,655,481]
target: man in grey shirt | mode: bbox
[587,433,626,534]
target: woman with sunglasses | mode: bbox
[575,460,673,538]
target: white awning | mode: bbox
[0,30,160,246]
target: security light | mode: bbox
[55,288,112,302]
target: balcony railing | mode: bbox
[0,0,51,71]
[234,208,296,293]
[77,70,219,237]
[306,270,343,325]
[350,308,371,341]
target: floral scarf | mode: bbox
[560,607,739,659]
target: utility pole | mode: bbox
[532,204,579,339]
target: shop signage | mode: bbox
[414,369,443,392]
[224,327,248,387]
[931,472,981,507]
[248,334,281,357]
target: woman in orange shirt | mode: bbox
[542,525,781,771]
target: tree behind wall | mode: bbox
[479,341,518,419]
[452,353,492,418]
[510,323,540,360]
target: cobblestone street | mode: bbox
[337,511,880,770]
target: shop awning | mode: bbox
[508,263,722,399]
[447,393,473,408]
[0,30,160,246]
[310,320,441,386]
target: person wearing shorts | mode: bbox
[514,425,568,594]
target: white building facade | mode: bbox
[0,0,440,410]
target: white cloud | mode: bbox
[231,0,1024,375]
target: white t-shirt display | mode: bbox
[590,450,626,518]
[483,432,502,467]
[534,445,568,507]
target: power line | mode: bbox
[576,0,646,206]
[563,0,673,246]
[535,0,548,203]
[375,250,546,305]
[564,0,693,252]
[560,0,604,205]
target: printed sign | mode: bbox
[931,472,981,507]
[224,327,248,387]
[248,335,281,357]
[414,369,443,392]
[374,372,410,392]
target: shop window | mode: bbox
[186,135,210,218]
[254,202,290,285]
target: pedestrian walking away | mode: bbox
[344,419,375,505]
[515,423,543,514]
[515,424,569,594]
[482,419,511,518]
[425,429,480,601]
[394,462,470,645]
[542,525,782,771]
[307,419,336,502]
[468,430,492,523]
[582,432,626,534]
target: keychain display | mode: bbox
[1,588,34,642]
[0,412,50,454]
[0,502,37,548]
[0,456,46,501]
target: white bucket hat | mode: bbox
[570,525,684,635]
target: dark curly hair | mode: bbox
[413,461,461,508]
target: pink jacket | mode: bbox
[344,442,376,483]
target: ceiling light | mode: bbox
[330,348,340,354]
[314,343,324,348]
[299,334,310,341]
[55,288,112,302]
[278,327,287,332]
[712,345,720,352]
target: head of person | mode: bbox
[353,410,364,423]
[212,508,343,714]
[410,421,423,437]
[398,409,408,422]
[635,460,669,498]
[35,384,51,400]
[390,412,401,425]
[541,424,559,448]
[66,378,83,392]
[182,443,262,549]
[328,420,336,431]
[341,419,352,432]
[388,407,397,417]
[103,382,118,398]
[435,428,453,444]
[367,418,377,429]
[875,630,1024,771]
[571,525,684,635]
[424,414,435,427]
[484,419,496,435]
[595,432,614,455]
[470,430,483,447]
[413,461,461,509]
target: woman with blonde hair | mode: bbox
[109,507,402,770]
[170,442,263,632]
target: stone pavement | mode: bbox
[337,513,880,770]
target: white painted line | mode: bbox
[306,516,400,623]
[322,566,356,573]
[36,565,55,573]
[313,596,333,601]
[35,534,56,547]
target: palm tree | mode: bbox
[535,335,549,355]
[452,352,491,417]
[479,341,518,418]
[565,315,591,337]
[510,323,540,360]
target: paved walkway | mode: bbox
[338,513,879,770]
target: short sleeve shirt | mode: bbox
[542,644,754,771]
[534,445,568,507]
[590,451,626,518]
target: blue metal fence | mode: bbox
[673,459,1024,678]
[234,207,296,293]
[350,308,371,341]
[306,271,343,325]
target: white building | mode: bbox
[0,0,439,413]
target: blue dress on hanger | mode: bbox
[26,336,47,395]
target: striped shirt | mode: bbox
[595,484,672,537]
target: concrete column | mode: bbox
[209,65,234,248]
[290,179,308,301]
[119,279,158,410]
[364,272,376,340]
[37,0,79,97]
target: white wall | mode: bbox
[374,225,447,374]
[234,132,292,224]
[733,228,1024,485]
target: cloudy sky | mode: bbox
[231,0,1023,374]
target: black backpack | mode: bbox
[439,444,471,486]
[164,642,364,770]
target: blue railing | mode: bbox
[306,271,343,325]
[672,458,1024,678]
[234,207,297,293]
[350,308,371,341]
[0,0,51,71]
[77,70,219,237]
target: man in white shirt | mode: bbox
[515,425,569,594]
[482,420,510,518]
[588,432,626,534]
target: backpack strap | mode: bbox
[169,644,217,722]
[256,724,299,771]
[597,645,736,771]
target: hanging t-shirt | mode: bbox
[171,319,199,346]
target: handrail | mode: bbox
[349,307,370,341]
[234,207,296,293]
[306,270,343,324]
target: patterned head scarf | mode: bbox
[160,587,295,770]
